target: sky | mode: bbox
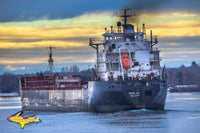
[0,0,200,74]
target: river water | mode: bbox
[0,92,200,133]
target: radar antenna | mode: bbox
[120,9,132,29]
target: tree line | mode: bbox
[166,61,200,87]
[0,73,20,93]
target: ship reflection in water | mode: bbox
[0,92,200,133]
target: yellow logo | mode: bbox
[6,111,41,129]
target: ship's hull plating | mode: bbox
[21,89,88,112]
[87,79,167,112]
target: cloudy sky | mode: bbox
[0,0,200,74]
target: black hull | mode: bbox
[87,79,167,112]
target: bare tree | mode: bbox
[69,65,79,72]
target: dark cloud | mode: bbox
[158,36,200,67]
[0,47,94,59]
[0,0,125,22]
[159,36,200,49]
[126,0,200,14]
[2,0,199,22]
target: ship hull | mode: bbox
[21,89,88,112]
[87,79,167,112]
[20,74,88,112]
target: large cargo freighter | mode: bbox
[86,9,167,112]
[20,9,167,112]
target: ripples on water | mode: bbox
[0,92,200,133]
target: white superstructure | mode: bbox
[90,10,162,81]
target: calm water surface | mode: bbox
[0,92,200,133]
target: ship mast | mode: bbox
[121,9,131,28]
[47,46,56,75]
[120,9,131,39]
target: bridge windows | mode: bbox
[105,36,123,41]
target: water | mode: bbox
[0,92,200,133]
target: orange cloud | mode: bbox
[0,25,106,49]
[0,40,88,49]
[0,58,46,64]
[140,12,199,18]
[0,25,104,39]
[147,27,200,37]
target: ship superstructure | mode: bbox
[90,10,160,81]
[87,9,167,112]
